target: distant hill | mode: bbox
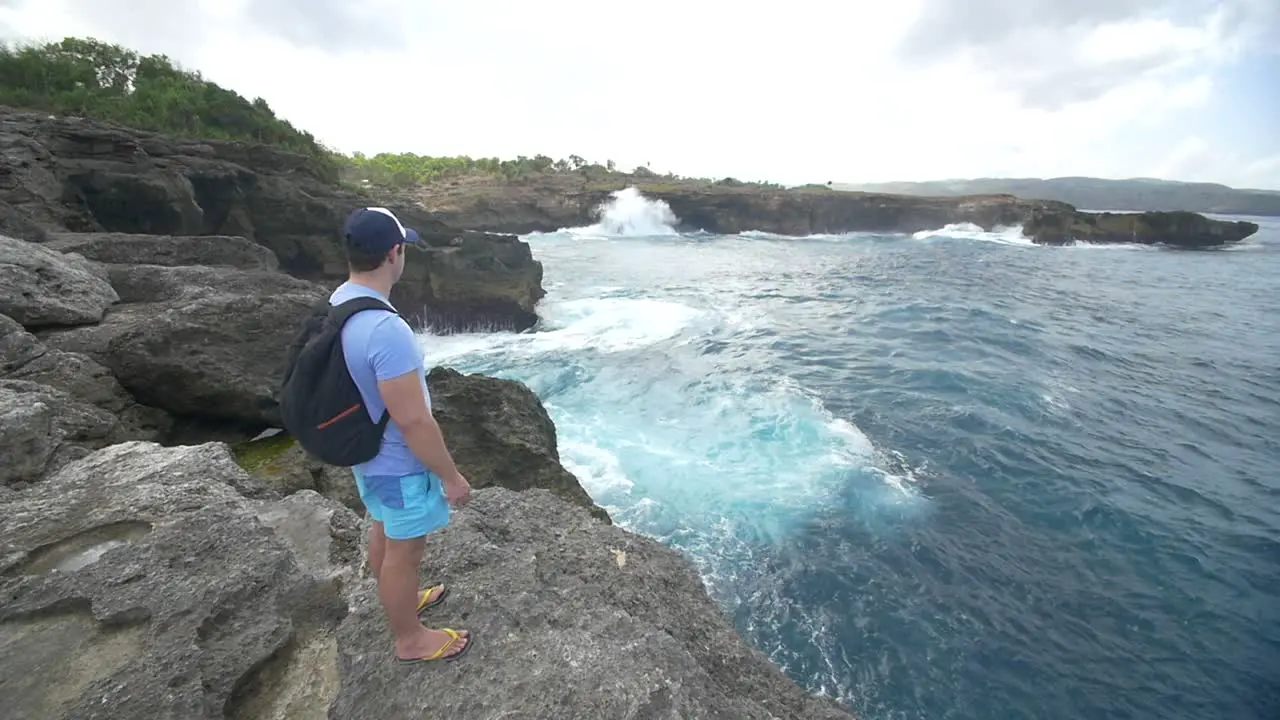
[832,177,1280,216]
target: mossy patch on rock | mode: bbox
[230,432,361,512]
[231,431,297,474]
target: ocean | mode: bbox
[421,190,1280,720]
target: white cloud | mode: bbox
[1153,139,1280,190]
[0,0,1276,189]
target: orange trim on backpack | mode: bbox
[317,403,362,429]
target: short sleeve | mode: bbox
[366,315,424,382]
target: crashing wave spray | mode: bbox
[579,187,679,236]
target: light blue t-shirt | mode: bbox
[329,281,432,477]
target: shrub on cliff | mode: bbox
[0,36,336,175]
[341,152,619,188]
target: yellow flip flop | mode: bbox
[416,583,448,615]
[396,628,473,664]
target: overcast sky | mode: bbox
[2,0,1278,189]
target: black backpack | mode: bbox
[278,296,396,466]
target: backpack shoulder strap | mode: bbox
[329,296,397,327]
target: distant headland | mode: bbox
[834,177,1280,217]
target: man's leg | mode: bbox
[379,534,435,656]
[372,472,469,660]
[368,520,387,581]
[353,469,390,582]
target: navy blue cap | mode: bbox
[343,207,425,254]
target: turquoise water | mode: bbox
[421,194,1280,720]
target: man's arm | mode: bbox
[378,371,463,482]
[368,317,470,504]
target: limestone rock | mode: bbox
[0,383,57,486]
[0,313,171,439]
[331,487,853,719]
[102,262,324,304]
[0,379,133,486]
[0,441,360,720]
[40,268,328,429]
[0,109,546,331]
[43,231,280,271]
[0,233,118,328]
[428,366,609,522]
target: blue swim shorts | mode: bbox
[351,468,451,540]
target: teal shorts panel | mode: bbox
[351,468,451,540]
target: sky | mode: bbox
[1,0,1278,189]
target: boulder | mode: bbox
[0,380,135,487]
[0,310,169,483]
[0,441,360,720]
[395,232,544,333]
[428,366,608,522]
[0,109,545,331]
[331,487,853,719]
[0,233,118,328]
[40,265,328,430]
[0,312,170,439]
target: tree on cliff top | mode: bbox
[0,37,331,163]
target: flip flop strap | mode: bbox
[426,629,461,661]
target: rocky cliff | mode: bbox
[1020,207,1261,247]
[0,442,853,720]
[0,107,544,331]
[409,173,1261,247]
[0,221,852,717]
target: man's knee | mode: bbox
[382,533,426,562]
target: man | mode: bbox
[331,206,473,663]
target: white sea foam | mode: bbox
[564,187,680,237]
[911,222,1034,245]
[422,296,702,365]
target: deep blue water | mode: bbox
[422,197,1280,720]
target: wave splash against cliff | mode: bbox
[568,187,679,237]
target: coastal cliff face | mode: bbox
[0,232,854,716]
[410,173,1260,247]
[0,108,543,331]
[0,184,852,716]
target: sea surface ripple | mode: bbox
[423,198,1280,720]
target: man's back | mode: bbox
[329,280,432,477]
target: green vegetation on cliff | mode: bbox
[341,152,788,190]
[0,36,339,178]
[0,36,783,192]
[343,152,611,186]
